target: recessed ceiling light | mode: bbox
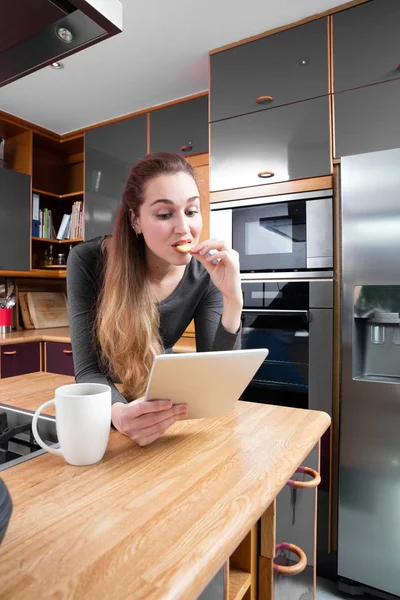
[56,27,73,43]
[51,62,64,69]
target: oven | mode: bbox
[240,279,333,414]
[210,189,333,277]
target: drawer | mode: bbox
[0,343,41,379]
[45,342,75,377]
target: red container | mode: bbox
[0,309,12,327]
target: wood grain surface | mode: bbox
[26,292,69,329]
[0,327,71,346]
[210,176,333,204]
[0,328,196,352]
[0,373,330,599]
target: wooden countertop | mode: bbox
[0,328,196,352]
[0,327,71,345]
[0,373,330,600]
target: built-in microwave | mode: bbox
[210,189,333,278]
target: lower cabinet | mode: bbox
[45,342,74,376]
[259,444,321,600]
[0,343,41,378]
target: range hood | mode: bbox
[0,0,123,88]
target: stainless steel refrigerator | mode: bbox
[338,148,400,597]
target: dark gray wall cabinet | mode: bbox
[334,79,400,157]
[149,96,208,155]
[210,96,330,192]
[0,167,31,271]
[210,18,328,122]
[333,0,400,93]
[85,114,147,240]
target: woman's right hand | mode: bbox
[111,398,188,446]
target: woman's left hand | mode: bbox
[191,239,242,305]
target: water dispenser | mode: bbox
[353,285,400,382]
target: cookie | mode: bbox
[175,243,192,254]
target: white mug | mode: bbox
[32,383,112,466]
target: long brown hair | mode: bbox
[95,152,196,400]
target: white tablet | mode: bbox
[144,348,269,419]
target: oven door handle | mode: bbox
[242,309,310,322]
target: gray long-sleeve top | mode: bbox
[66,237,241,405]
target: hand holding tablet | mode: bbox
[144,348,268,419]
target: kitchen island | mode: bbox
[0,372,330,599]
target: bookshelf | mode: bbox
[32,238,84,244]
[0,114,85,280]
[31,134,85,272]
[32,189,84,199]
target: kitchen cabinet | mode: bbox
[0,343,40,379]
[149,96,208,155]
[210,96,330,192]
[0,167,31,271]
[186,154,210,241]
[210,18,328,122]
[85,114,147,240]
[334,78,400,157]
[259,444,321,600]
[333,0,400,94]
[45,342,74,376]
[31,134,84,271]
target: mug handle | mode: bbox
[32,400,63,456]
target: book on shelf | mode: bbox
[54,202,83,240]
[32,193,40,221]
[33,200,83,241]
[56,214,71,240]
[38,208,54,239]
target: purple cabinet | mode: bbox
[45,342,74,376]
[0,343,41,379]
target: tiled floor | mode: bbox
[317,577,379,599]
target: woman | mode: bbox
[67,152,242,446]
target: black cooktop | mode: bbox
[0,405,58,471]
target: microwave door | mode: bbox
[261,221,305,244]
[233,201,306,272]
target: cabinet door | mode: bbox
[210,18,328,122]
[45,342,74,376]
[0,167,31,271]
[149,96,208,155]
[334,79,400,157]
[0,343,40,379]
[333,0,400,93]
[210,96,330,192]
[85,115,147,240]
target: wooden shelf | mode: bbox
[32,238,83,244]
[37,265,67,270]
[229,568,251,600]
[32,188,84,199]
[0,270,66,279]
